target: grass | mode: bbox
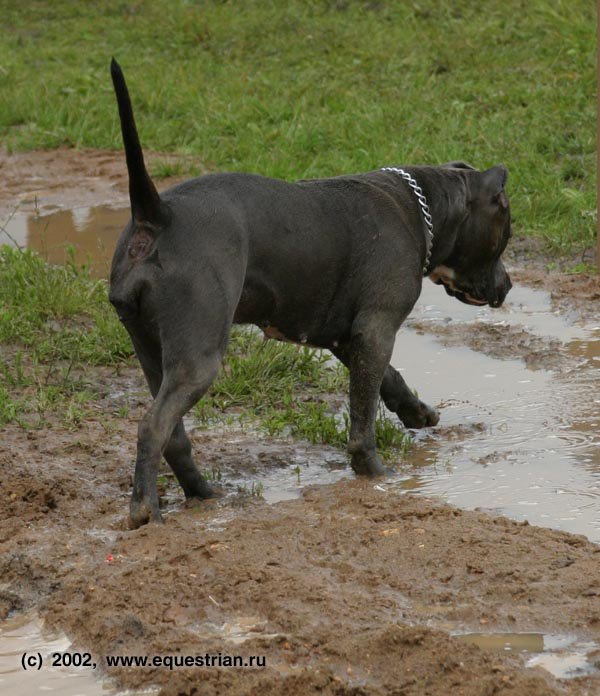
[0,0,595,254]
[0,245,131,426]
[195,329,412,462]
[194,331,346,422]
[0,349,97,428]
[0,246,132,365]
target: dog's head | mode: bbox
[429,162,512,308]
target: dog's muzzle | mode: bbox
[437,280,488,306]
[431,263,512,308]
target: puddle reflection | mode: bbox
[455,631,598,679]
[1,205,127,277]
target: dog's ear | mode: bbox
[110,59,167,226]
[442,161,477,170]
[482,165,509,208]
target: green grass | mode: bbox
[194,329,412,462]
[0,349,97,428]
[194,331,346,421]
[0,246,131,426]
[0,0,595,254]
[0,246,132,365]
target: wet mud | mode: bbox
[1,149,599,695]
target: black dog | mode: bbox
[109,60,512,528]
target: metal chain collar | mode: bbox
[381,167,434,275]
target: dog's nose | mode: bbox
[491,274,512,307]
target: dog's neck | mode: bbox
[405,167,469,275]
[380,167,434,274]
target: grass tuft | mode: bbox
[0,246,132,365]
[195,329,412,462]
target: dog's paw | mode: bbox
[184,477,218,500]
[350,449,389,477]
[129,497,163,529]
[397,402,440,429]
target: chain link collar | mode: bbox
[381,167,433,275]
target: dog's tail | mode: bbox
[110,58,165,225]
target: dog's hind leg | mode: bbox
[126,307,230,528]
[130,335,214,504]
[163,420,215,500]
[380,365,439,429]
[129,353,222,528]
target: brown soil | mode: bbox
[504,235,600,322]
[3,393,600,696]
[1,148,599,696]
[0,146,196,219]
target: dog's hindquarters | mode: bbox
[115,205,249,525]
[118,246,246,526]
[110,60,254,526]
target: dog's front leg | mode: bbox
[345,313,397,477]
[380,365,439,429]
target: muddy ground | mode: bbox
[1,148,599,695]
[0,146,197,220]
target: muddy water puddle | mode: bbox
[0,611,155,695]
[1,204,126,276]
[454,632,598,679]
[214,450,349,505]
[385,281,600,541]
